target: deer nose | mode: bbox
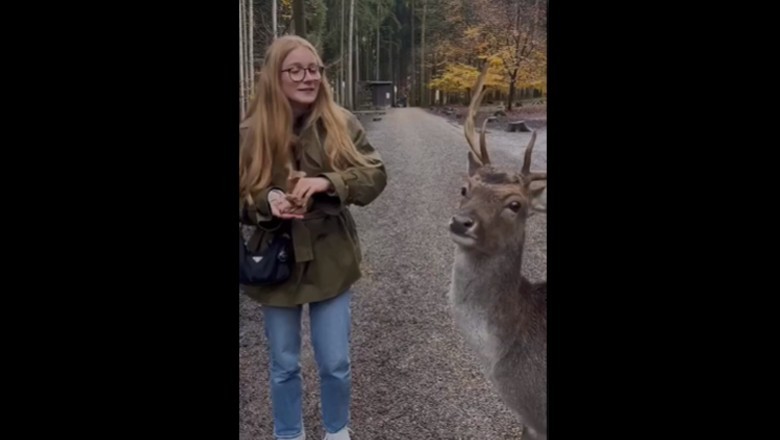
[450,215,476,235]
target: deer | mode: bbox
[447,62,547,440]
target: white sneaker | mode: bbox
[323,427,351,440]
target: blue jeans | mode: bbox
[262,290,352,439]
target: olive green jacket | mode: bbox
[239,108,387,307]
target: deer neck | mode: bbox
[450,243,525,305]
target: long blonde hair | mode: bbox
[239,35,377,204]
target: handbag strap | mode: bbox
[248,219,291,250]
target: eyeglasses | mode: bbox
[281,64,325,83]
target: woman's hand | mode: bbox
[268,190,305,219]
[290,177,333,207]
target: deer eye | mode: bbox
[461,186,467,196]
[508,201,522,212]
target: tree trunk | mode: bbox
[244,0,251,96]
[420,0,426,107]
[507,69,518,111]
[429,48,435,106]
[292,0,305,36]
[248,0,254,98]
[363,37,368,81]
[356,15,360,108]
[272,0,277,39]
[347,0,354,109]
[239,0,246,120]
[410,0,415,106]
[376,2,380,81]
[339,0,345,105]
[387,42,393,95]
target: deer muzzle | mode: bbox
[449,214,476,237]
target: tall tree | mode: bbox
[273,0,278,38]
[347,0,355,109]
[292,0,305,35]
[410,0,415,105]
[340,0,345,104]
[477,0,546,110]
[376,1,381,80]
[239,0,247,119]
[420,0,426,106]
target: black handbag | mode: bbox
[239,222,294,286]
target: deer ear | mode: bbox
[529,181,547,213]
[468,151,481,176]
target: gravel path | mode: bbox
[240,107,547,440]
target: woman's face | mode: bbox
[280,47,322,110]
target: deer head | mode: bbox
[450,62,547,255]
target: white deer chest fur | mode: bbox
[448,287,502,373]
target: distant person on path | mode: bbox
[239,35,387,440]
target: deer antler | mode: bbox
[465,62,491,166]
[521,130,547,184]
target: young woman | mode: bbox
[239,35,387,440]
